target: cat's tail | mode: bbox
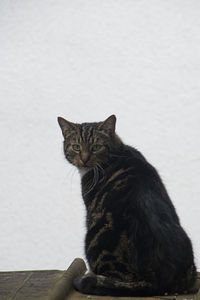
[74,273,156,296]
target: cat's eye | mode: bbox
[92,144,102,152]
[72,144,80,151]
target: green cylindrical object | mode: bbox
[48,258,87,300]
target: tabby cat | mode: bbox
[58,115,197,296]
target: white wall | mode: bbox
[0,0,200,271]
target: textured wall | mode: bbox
[0,0,200,271]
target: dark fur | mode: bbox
[58,115,197,296]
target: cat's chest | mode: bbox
[81,167,132,209]
[80,169,105,197]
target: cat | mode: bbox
[58,114,197,296]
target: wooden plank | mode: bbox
[0,270,63,300]
[0,259,199,300]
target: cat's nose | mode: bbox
[80,152,90,164]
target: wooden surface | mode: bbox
[0,269,63,300]
[0,258,199,300]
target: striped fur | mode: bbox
[58,115,197,296]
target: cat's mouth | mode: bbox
[78,166,92,177]
[76,160,94,168]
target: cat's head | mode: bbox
[58,115,121,169]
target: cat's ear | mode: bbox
[99,115,116,134]
[57,117,77,137]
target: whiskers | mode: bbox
[96,162,106,184]
[83,163,105,196]
[65,165,78,193]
